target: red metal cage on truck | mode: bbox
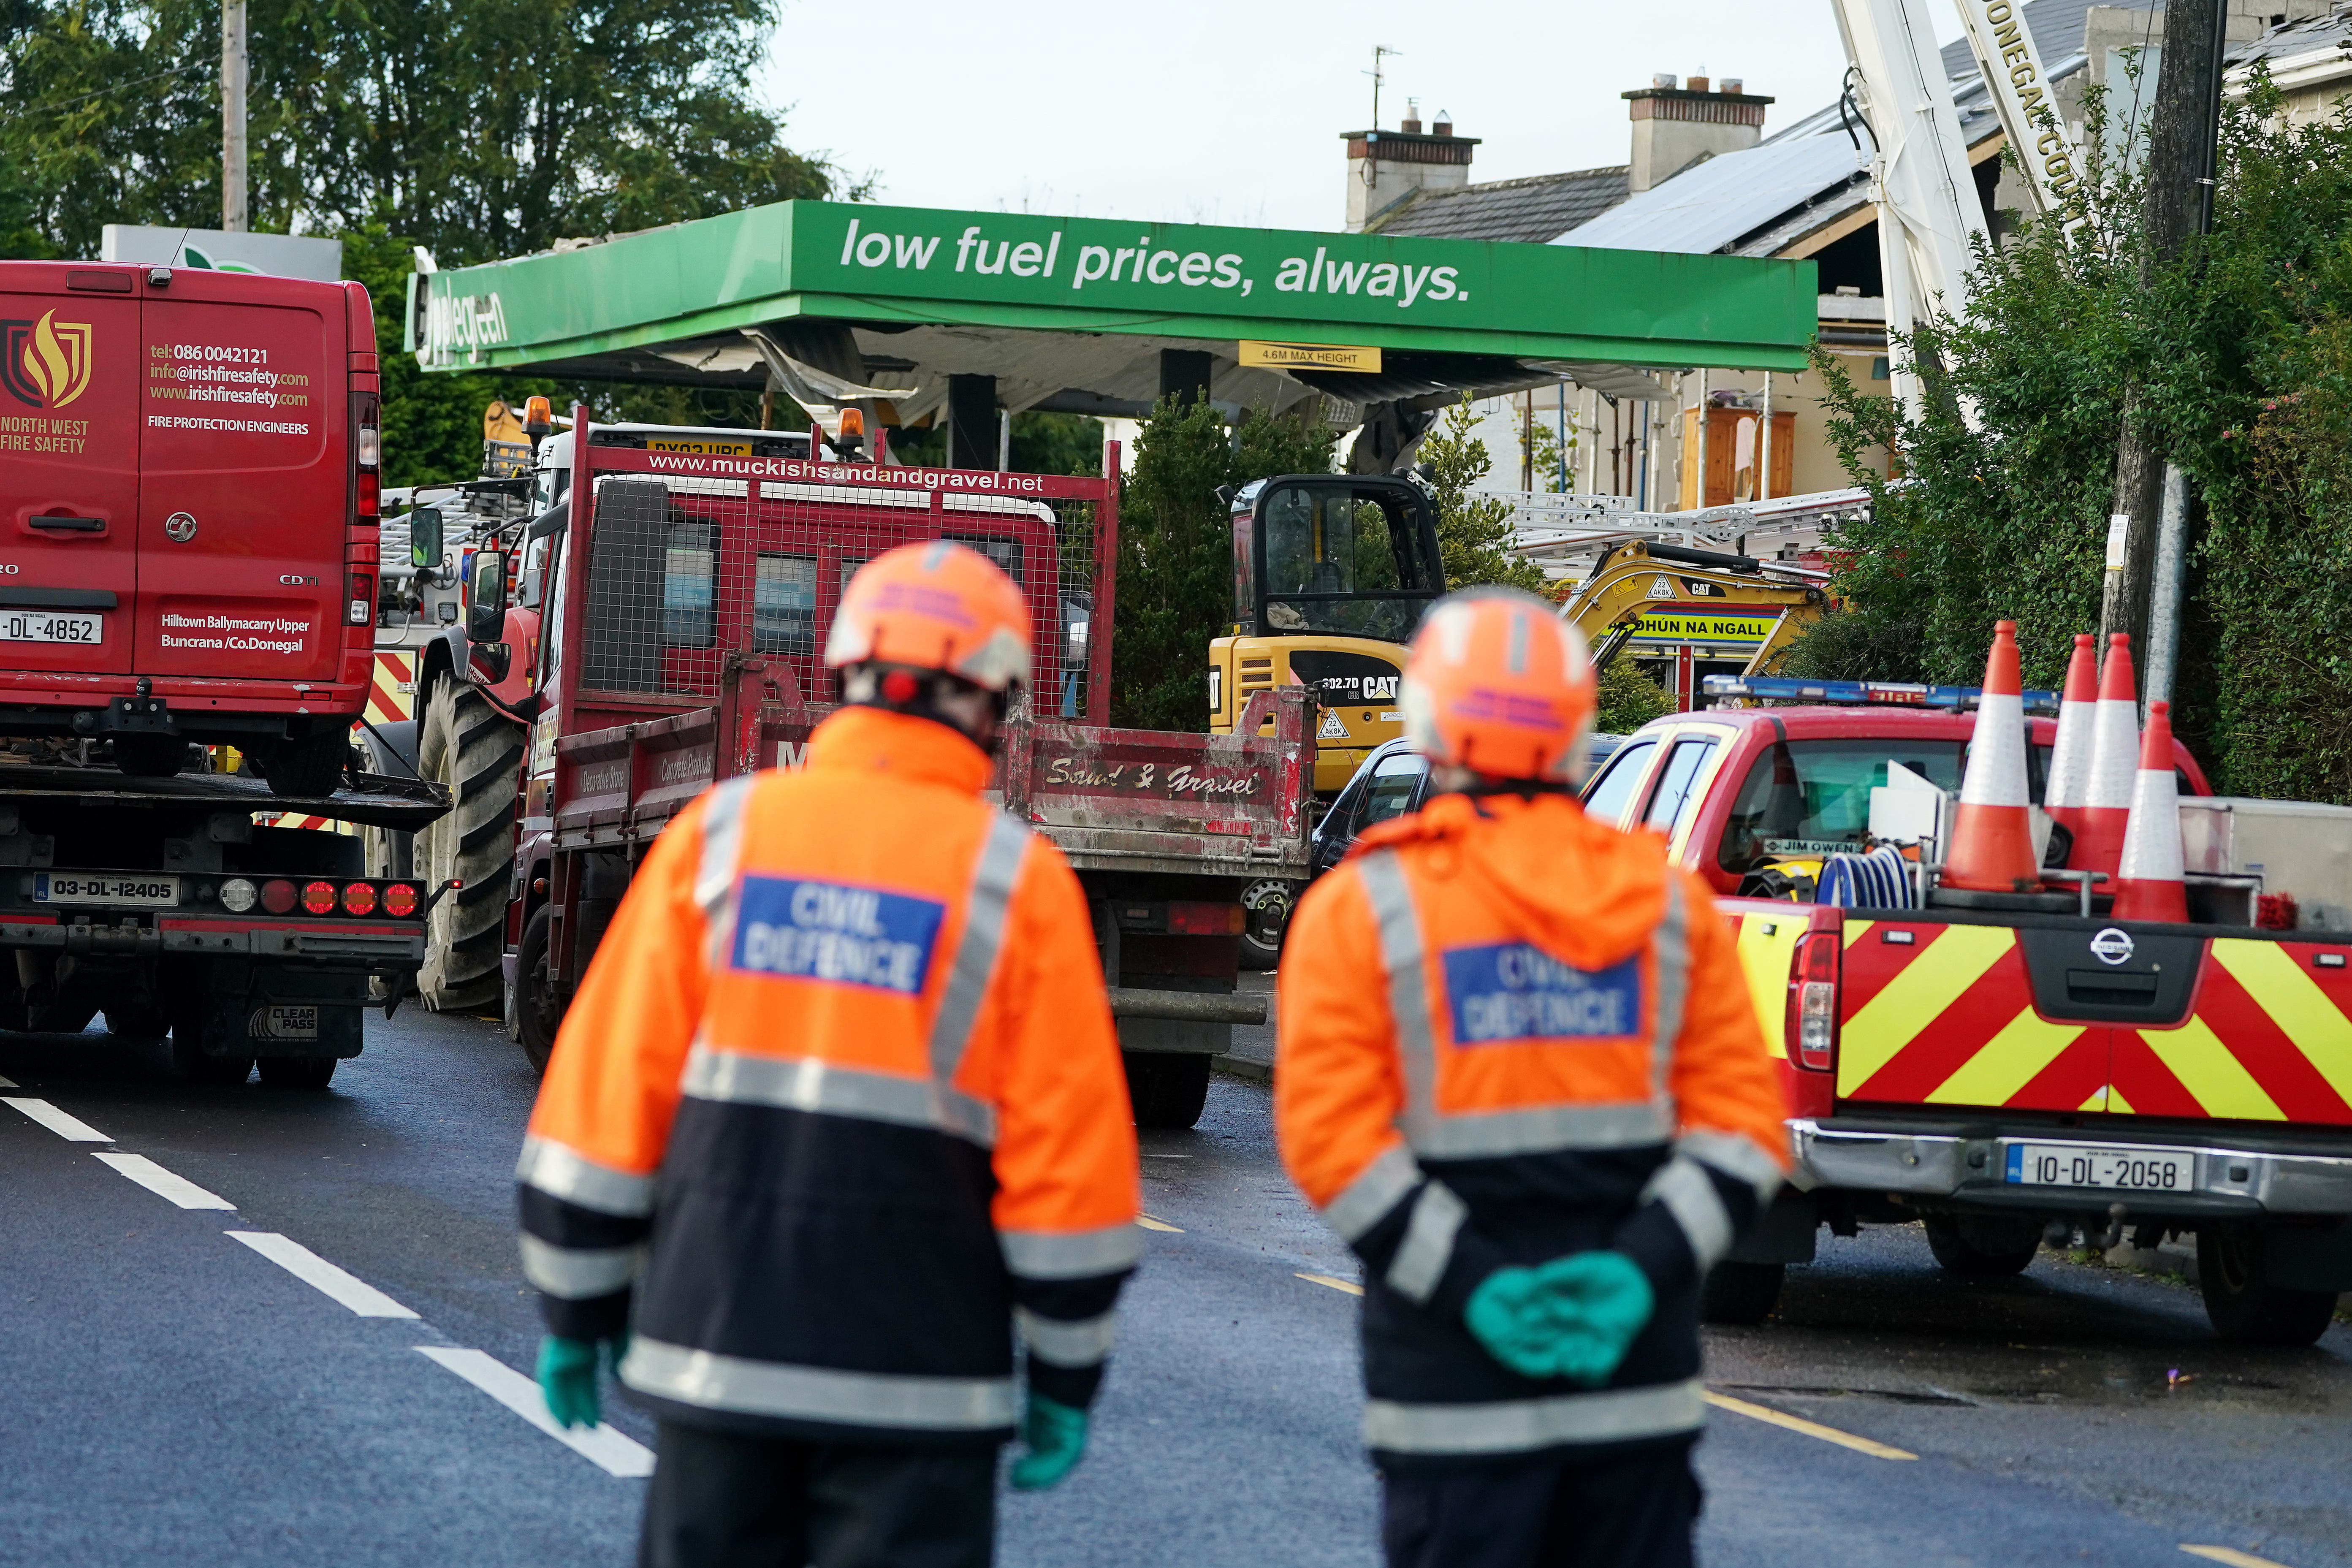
[493,412,1312,1128]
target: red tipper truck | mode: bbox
[0,260,442,1087]
[440,411,1307,1129]
[1587,689,2352,1344]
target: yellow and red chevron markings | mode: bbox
[369,651,413,726]
[1834,921,2352,1125]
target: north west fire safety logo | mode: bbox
[1,310,94,410]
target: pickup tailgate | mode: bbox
[1826,912,2352,1124]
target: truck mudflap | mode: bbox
[1796,908,2352,1126]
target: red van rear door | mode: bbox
[135,273,343,686]
[0,266,143,675]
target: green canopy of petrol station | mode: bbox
[404,198,1816,449]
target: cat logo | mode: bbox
[1646,574,1676,600]
[1,310,94,410]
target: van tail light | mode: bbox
[348,572,374,625]
[1785,906,1844,1073]
[351,389,381,523]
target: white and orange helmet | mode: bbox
[1400,589,1598,784]
[824,540,1033,692]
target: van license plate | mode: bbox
[0,613,101,644]
[33,874,179,907]
[2005,1142,2193,1191]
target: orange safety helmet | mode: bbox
[1399,588,1598,783]
[824,540,1033,692]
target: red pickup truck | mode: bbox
[1586,703,2352,1346]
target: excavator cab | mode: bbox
[1208,475,1444,795]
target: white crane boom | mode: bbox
[1830,0,1991,421]
[1951,0,2086,228]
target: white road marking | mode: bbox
[2182,1548,2295,1568]
[0,1074,17,1088]
[94,1152,235,1210]
[3,1096,110,1142]
[226,1231,418,1318]
[416,1346,655,1478]
[1702,1390,1917,1461]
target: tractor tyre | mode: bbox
[415,681,523,1013]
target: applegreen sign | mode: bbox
[407,200,1816,374]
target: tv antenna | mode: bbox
[1365,45,1401,130]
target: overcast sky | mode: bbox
[762,1,1965,233]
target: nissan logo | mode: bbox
[2090,927,2135,966]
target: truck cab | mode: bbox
[1208,475,1443,794]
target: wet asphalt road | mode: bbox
[0,1004,2348,1568]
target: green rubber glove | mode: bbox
[1531,1251,1654,1387]
[1008,1393,1089,1491]
[1464,1251,1655,1386]
[537,1334,622,1429]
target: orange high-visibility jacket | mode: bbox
[1276,790,1788,1465]
[517,706,1141,1445]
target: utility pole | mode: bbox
[2101,0,2229,690]
[222,0,248,232]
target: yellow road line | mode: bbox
[1136,1215,1183,1233]
[1297,1272,1364,1296]
[2182,1547,2295,1568]
[1701,1390,1917,1461]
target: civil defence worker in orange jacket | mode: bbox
[516,541,1141,1568]
[1276,589,1789,1568]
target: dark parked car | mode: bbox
[1240,733,1627,966]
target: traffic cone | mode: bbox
[2074,632,2139,877]
[2043,632,2098,854]
[2113,699,2189,923]
[1943,620,2041,893]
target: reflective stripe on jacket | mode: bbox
[1275,790,1789,1463]
[517,706,1140,1444]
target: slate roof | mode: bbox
[1362,165,1630,244]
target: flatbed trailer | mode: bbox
[0,764,445,1087]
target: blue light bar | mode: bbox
[1701,673,2061,716]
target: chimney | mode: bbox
[1622,75,1772,193]
[1342,115,1481,231]
[1401,98,1422,134]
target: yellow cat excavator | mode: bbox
[1207,474,1444,796]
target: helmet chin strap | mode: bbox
[842,663,1010,752]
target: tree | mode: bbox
[1109,399,1338,732]
[1810,69,2352,801]
[1418,394,1546,592]
[1596,660,1674,735]
[1,0,849,267]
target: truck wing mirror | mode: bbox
[408,507,443,572]
[464,549,507,643]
